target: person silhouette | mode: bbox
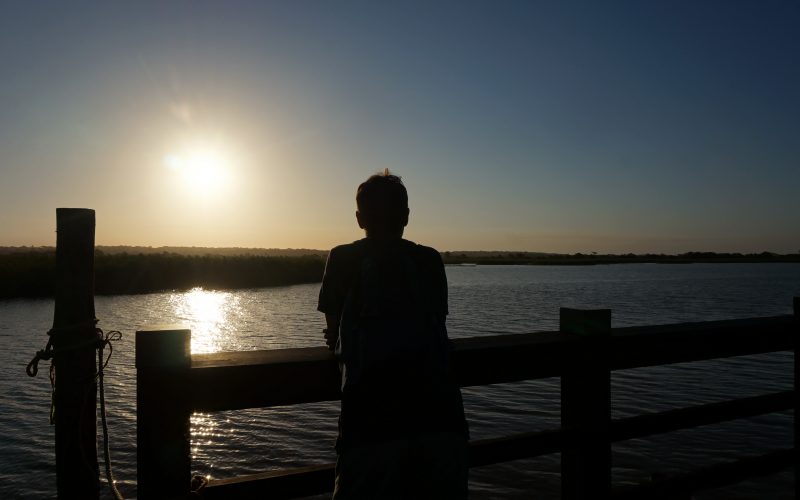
[318,170,468,499]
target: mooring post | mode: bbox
[560,307,612,500]
[136,326,192,498]
[52,208,99,498]
[794,296,799,498]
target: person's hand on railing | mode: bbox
[323,328,338,351]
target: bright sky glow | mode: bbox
[0,2,797,253]
[163,143,234,198]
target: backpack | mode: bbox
[336,240,450,394]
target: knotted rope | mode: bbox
[27,320,125,500]
[26,318,100,378]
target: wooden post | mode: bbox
[136,326,192,499]
[52,208,99,499]
[560,307,612,500]
[794,296,799,499]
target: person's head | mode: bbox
[356,168,409,238]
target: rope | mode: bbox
[190,475,210,497]
[97,328,124,500]
[49,318,102,336]
[26,337,53,377]
[26,318,100,377]
[27,319,102,424]
[27,320,125,499]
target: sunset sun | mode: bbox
[163,143,233,196]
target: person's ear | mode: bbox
[402,208,409,227]
[356,210,365,229]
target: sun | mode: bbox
[163,142,233,197]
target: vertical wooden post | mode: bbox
[794,296,799,499]
[136,326,192,499]
[560,307,612,500]
[52,208,99,499]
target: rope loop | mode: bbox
[26,337,54,377]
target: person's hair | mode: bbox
[356,168,408,235]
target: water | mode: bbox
[1,263,798,499]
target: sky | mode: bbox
[0,1,797,253]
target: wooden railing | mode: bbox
[136,298,799,499]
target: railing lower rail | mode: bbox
[136,299,799,499]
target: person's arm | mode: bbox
[434,248,449,320]
[318,246,345,351]
[324,314,339,350]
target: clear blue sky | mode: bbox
[1,1,797,253]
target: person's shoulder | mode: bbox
[330,239,367,255]
[402,240,443,264]
[327,239,368,264]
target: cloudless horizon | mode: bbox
[1,1,798,253]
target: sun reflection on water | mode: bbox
[170,287,241,354]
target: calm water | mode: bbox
[1,263,798,499]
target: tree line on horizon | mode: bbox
[0,249,797,299]
[441,250,800,265]
[0,251,325,299]
[2,245,798,258]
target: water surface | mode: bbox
[1,263,798,499]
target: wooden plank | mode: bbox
[192,346,336,369]
[453,330,577,386]
[185,316,793,413]
[610,391,793,442]
[190,347,341,412]
[188,332,579,411]
[609,316,794,370]
[199,393,792,499]
[467,429,562,467]
[611,448,794,500]
[201,430,564,499]
[202,464,333,500]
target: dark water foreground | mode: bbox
[1,263,798,499]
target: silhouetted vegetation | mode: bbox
[1,247,798,299]
[441,250,800,266]
[0,250,325,299]
[0,250,56,298]
[90,245,328,258]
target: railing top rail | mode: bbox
[177,314,795,413]
[193,315,794,365]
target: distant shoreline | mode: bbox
[0,247,797,299]
[0,251,325,299]
[442,253,800,266]
[2,245,798,261]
